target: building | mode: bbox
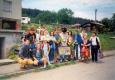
[81,22,104,32]
[0,0,21,30]
[0,0,23,59]
[21,17,31,24]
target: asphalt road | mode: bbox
[8,56,115,80]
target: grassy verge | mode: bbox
[99,33,115,50]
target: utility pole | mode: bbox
[95,9,97,22]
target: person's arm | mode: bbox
[97,37,101,49]
[89,37,92,41]
[19,45,24,58]
[48,44,50,54]
[87,40,91,46]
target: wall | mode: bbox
[0,30,24,59]
[0,0,21,20]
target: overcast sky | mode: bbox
[22,0,115,20]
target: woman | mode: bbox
[35,43,47,68]
[67,31,74,60]
[90,32,101,62]
[67,31,73,46]
[49,31,56,63]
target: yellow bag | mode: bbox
[27,59,33,65]
[22,59,28,65]
[17,58,24,64]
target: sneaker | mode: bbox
[43,65,47,68]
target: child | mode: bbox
[35,43,47,68]
[81,35,90,63]
[42,39,51,65]
[90,32,101,63]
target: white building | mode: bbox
[21,17,31,24]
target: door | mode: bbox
[0,37,5,59]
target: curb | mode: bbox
[0,61,76,80]
[0,61,17,66]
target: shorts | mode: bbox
[37,58,43,64]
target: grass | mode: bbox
[99,33,115,50]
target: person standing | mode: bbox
[90,32,101,62]
[81,34,90,63]
[67,31,74,60]
[74,31,83,60]
[49,31,56,63]
[42,39,51,65]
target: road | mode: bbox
[8,56,115,80]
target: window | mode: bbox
[3,0,12,12]
[22,18,25,20]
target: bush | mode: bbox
[7,45,20,60]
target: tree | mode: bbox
[111,13,115,31]
[35,11,57,24]
[22,8,92,25]
[101,18,111,32]
[22,8,42,17]
[57,8,74,24]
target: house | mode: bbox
[0,0,21,30]
[21,17,31,24]
[81,22,104,32]
[0,0,23,59]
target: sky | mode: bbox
[22,0,115,20]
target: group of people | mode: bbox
[18,25,101,69]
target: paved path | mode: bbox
[8,50,115,80]
[0,64,20,75]
[0,59,16,66]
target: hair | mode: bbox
[30,27,35,31]
[26,28,30,32]
[69,31,72,36]
[92,31,97,35]
[21,36,26,41]
[61,27,67,33]
[50,31,54,36]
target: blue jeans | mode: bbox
[49,49,55,61]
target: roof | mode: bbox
[81,21,104,28]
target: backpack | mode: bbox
[96,37,100,49]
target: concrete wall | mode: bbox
[0,30,24,59]
[0,0,22,20]
[0,0,2,17]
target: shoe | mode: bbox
[43,65,47,68]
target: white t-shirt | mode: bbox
[36,33,40,42]
[59,33,68,46]
[90,36,100,46]
[50,36,56,41]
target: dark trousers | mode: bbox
[49,49,55,61]
[74,44,79,60]
[91,46,98,62]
